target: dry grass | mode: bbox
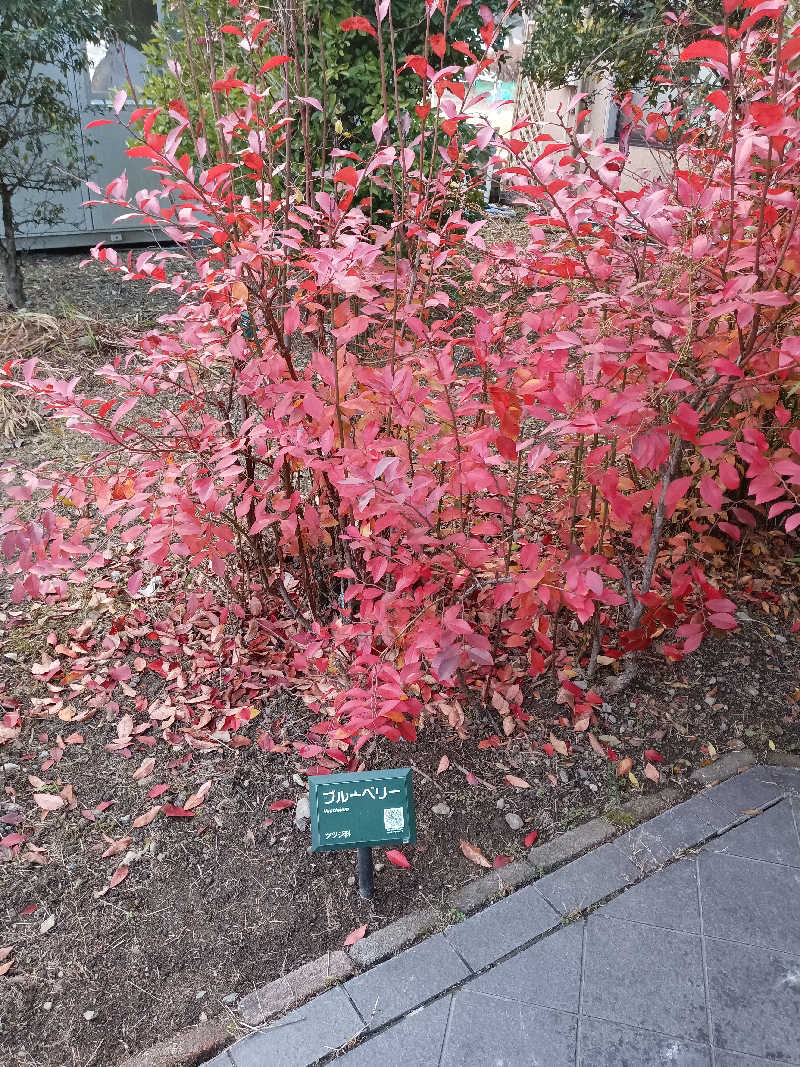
[0,310,129,440]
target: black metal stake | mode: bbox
[356,846,374,900]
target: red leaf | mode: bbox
[258,55,292,74]
[750,103,783,127]
[132,806,161,828]
[340,16,377,38]
[525,830,539,847]
[430,33,447,59]
[109,864,129,889]
[386,849,411,869]
[540,743,555,758]
[436,755,450,774]
[162,805,195,817]
[644,749,665,763]
[344,924,367,947]
[269,799,295,811]
[680,39,729,66]
[148,784,169,799]
[493,855,513,868]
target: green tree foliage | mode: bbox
[141,0,502,167]
[0,1,124,307]
[521,0,718,94]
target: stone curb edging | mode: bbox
[116,1020,230,1067]
[121,745,780,1066]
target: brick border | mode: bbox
[121,747,771,1066]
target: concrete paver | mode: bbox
[213,767,800,1067]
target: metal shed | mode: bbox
[14,0,162,251]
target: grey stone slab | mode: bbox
[204,1054,234,1067]
[579,1017,711,1066]
[698,851,800,955]
[704,800,800,867]
[472,921,584,1013]
[226,986,363,1067]
[345,934,468,1030]
[348,907,439,969]
[443,883,560,971]
[534,841,639,915]
[601,857,700,934]
[529,816,617,870]
[706,936,800,1063]
[715,1053,799,1067]
[440,989,577,1067]
[581,915,708,1044]
[699,770,785,818]
[336,995,452,1066]
[614,799,718,873]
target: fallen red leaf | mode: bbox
[525,830,539,848]
[132,806,161,827]
[460,840,491,868]
[493,855,513,868]
[148,784,169,799]
[162,804,195,817]
[386,849,411,869]
[505,775,530,789]
[540,742,555,758]
[269,799,295,811]
[344,924,367,947]
[436,755,450,774]
[644,748,665,763]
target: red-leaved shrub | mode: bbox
[2,2,799,763]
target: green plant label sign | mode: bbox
[309,768,416,852]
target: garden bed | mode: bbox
[1,249,800,1067]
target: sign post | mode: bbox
[309,768,416,901]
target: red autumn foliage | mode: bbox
[1,4,799,767]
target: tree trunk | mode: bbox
[0,181,25,309]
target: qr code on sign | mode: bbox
[383,807,404,832]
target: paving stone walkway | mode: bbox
[209,764,800,1066]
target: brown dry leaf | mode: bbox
[34,794,65,812]
[505,775,531,789]
[117,714,134,740]
[549,733,569,757]
[60,783,77,809]
[185,780,212,810]
[460,840,491,868]
[436,755,450,775]
[101,835,132,859]
[502,714,515,736]
[491,690,510,716]
[0,959,13,976]
[132,806,161,828]
[0,946,12,961]
[588,733,606,758]
[132,757,156,782]
[616,757,633,778]
[644,762,660,783]
[28,775,47,790]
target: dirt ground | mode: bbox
[1,250,799,1067]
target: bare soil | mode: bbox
[1,250,799,1067]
